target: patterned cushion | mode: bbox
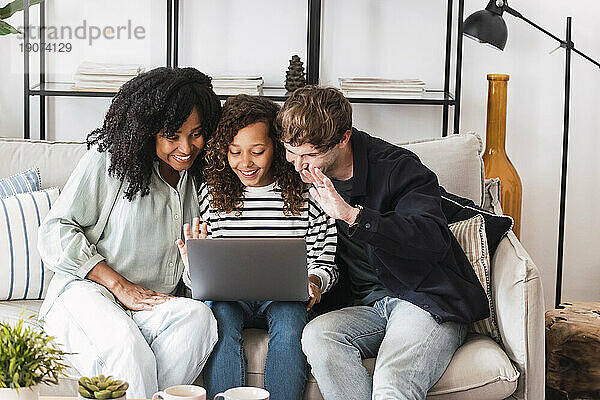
[0,167,41,198]
[449,214,501,343]
[440,187,513,258]
[0,188,60,300]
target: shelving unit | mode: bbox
[22,0,176,140]
[22,0,465,140]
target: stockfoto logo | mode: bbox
[17,19,146,46]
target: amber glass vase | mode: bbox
[483,74,522,239]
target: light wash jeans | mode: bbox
[42,280,218,399]
[203,301,308,400]
[301,296,467,400]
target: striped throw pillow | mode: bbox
[0,167,41,199]
[449,214,501,343]
[0,188,60,300]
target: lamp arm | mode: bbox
[504,4,600,68]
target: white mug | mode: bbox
[214,387,270,400]
[153,385,206,400]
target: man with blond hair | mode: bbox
[277,86,489,400]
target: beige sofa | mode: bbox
[0,133,544,399]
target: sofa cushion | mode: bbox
[0,135,484,205]
[0,188,59,300]
[0,138,87,190]
[0,167,41,198]
[483,178,503,215]
[0,299,43,327]
[427,335,519,399]
[440,188,512,259]
[399,133,484,206]
[242,329,518,399]
[449,215,500,343]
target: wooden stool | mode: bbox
[546,302,600,400]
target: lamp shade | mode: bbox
[464,9,508,50]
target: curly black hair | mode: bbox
[204,94,306,215]
[86,67,222,201]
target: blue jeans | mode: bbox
[203,301,309,400]
[301,296,467,400]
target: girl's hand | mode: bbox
[301,165,360,225]
[176,217,208,270]
[306,274,322,311]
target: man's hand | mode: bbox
[301,165,360,225]
[307,274,322,311]
[176,217,208,269]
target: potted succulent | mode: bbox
[78,375,129,400]
[0,315,68,400]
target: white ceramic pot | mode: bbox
[0,385,40,400]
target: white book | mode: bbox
[74,74,135,84]
[214,87,264,96]
[339,78,426,90]
[341,87,425,93]
[76,61,144,76]
[339,77,425,84]
[342,90,425,99]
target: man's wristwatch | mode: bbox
[349,204,363,227]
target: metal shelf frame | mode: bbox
[22,0,464,140]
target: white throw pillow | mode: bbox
[0,188,60,300]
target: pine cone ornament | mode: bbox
[285,55,307,92]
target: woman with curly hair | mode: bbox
[37,67,221,398]
[176,94,338,400]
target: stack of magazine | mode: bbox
[339,78,426,98]
[73,61,144,92]
[211,76,264,96]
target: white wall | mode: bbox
[1,0,599,309]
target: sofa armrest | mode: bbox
[491,232,545,400]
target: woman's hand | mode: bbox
[111,280,172,311]
[176,217,208,270]
[87,261,171,311]
[301,165,360,225]
[307,274,322,311]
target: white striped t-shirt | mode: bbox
[198,182,338,292]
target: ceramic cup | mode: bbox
[213,387,270,400]
[153,385,206,400]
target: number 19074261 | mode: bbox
[19,42,72,52]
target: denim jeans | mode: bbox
[203,301,309,400]
[42,280,218,399]
[302,296,467,400]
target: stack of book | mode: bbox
[73,61,144,92]
[339,78,426,98]
[211,76,264,96]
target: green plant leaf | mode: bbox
[0,0,44,20]
[0,20,21,36]
[0,313,67,388]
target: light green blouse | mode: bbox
[38,148,199,318]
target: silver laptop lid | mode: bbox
[187,238,309,302]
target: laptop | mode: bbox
[187,238,310,302]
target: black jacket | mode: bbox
[323,128,489,324]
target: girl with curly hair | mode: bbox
[38,67,221,398]
[176,94,338,400]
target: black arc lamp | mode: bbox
[463,0,600,308]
